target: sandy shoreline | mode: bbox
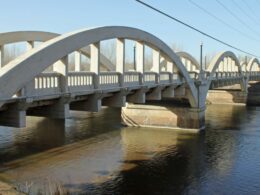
[0,181,24,195]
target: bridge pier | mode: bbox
[122,103,205,131]
[207,90,247,105]
[247,81,260,106]
[27,97,70,119]
[0,103,26,127]
[70,93,102,112]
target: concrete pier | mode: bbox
[207,90,247,105]
[122,103,205,131]
[247,81,260,106]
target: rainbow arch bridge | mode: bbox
[0,26,259,130]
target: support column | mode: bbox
[151,49,160,73]
[75,51,81,71]
[166,61,173,73]
[227,57,231,72]
[127,41,146,103]
[116,38,125,73]
[187,60,191,71]
[231,59,234,72]
[224,58,228,72]
[90,42,100,89]
[146,48,162,100]
[0,45,4,68]
[53,56,69,93]
[99,38,127,107]
[71,42,103,112]
[90,42,100,74]
[219,61,224,72]
[135,41,144,73]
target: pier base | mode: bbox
[121,103,205,131]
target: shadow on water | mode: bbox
[0,107,122,164]
[62,105,260,194]
[59,129,204,194]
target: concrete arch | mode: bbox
[0,31,115,71]
[206,51,246,91]
[160,51,199,72]
[0,26,198,108]
[240,61,247,72]
[247,57,260,72]
[176,51,200,71]
[207,51,242,73]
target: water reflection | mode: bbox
[0,104,260,194]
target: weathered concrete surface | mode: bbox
[0,181,24,195]
[207,90,247,105]
[122,103,205,130]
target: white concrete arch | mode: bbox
[240,61,247,72]
[207,51,242,73]
[247,57,260,72]
[0,26,198,107]
[160,51,199,72]
[206,51,246,91]
[0,31,115,71]
[176,51,200,72]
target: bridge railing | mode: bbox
[99,72,121,89]
[172,73,182,83]
[22,70,188,98]
[159,72,171,84]
[68,72,95,92]
[144,72,158,85]
[249,71,260,80]
[189,71,199,80]
[123,71,141,87]
[212,72,241,80]
[24,72,62,97]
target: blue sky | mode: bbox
[1,0,260,60]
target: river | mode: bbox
[0,104,260,194]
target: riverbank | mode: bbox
[0,181,24,194]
